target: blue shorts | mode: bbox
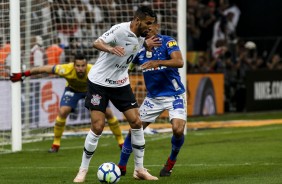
[60,87,86,112]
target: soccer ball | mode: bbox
[97,162,121,183]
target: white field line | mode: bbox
[1,125,280,154]
[18,134,172,152]
[1,162,281,170]
[13,126,282,152]
[192,125,282,136]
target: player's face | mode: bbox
[74,59,87,78]
[146,23,159,39]
[137,16,155,37]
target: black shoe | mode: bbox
[160,166,172,177]
[48,145,59,153]
[159,158,176,177]
[118,165,126,176]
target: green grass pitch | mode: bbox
[1,123,282,183]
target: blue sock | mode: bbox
[118,133,132,166]
[169,135,184,161]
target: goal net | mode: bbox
[0,0,183,152]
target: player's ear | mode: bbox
[135,17,141,25]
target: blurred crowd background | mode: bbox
[0,0,282,113]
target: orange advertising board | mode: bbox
[187,73,224,116]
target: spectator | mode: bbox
[242,41,265,70]
[267,54,282,70]
[195,55,211,73]
[30,1,43,36]
[64,37,83,63]
[187,7,200,51]
[198,1,219,51]
[0,37,10,78]
[56,3,78,47]
[45,37,65,65]
[30,35,46,67]
[223,2,241,28]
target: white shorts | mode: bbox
[139,93,187,123]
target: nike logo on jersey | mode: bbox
[125,43,131,46]
[131,102,137,106]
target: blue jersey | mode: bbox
[133,34,185,98]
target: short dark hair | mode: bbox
[153,12,158,24]
[134,6,155,20]
[74,52,86,61]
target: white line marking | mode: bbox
[192,126,282,136]
[1,162,281,170]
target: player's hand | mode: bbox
[109,46,125,57]
[10,71,31,82]
[141,60,160,70]
[145,36,162,51]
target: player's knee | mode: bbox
[58,108,71,118]
[91,120,105,135]
[172,119,186,137]
[172,125,185,138]
[173,129,184,138]
[129,118,142,129]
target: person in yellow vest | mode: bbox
[10,53,124,152]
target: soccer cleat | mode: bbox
[48,144,60,153]
[118,165,126,176]
[133,168,158,180]
[159,158,176,177]
[73,168,88,183]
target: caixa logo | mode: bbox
[144,100,154,108]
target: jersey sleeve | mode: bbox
[99,25,124,46]
[164,37,180,56]
[53,63,72,77]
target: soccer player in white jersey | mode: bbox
[118,14,187,177]
[73,6,161,182]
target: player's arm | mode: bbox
[10,65,55,82]
[93,38,125,57]
[141,51,184,69]
[30,65,54,75]
[144,36,162,51]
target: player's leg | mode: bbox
[123,109,158,180]
[118,131,132,175]
[160,94,187,177]
[49,87,82,153]
[112,85,158,180]
[118,96,161,176]
[160,118,185,177]
[48,106,71,153]
[118,121,150,176]
[105,106,124,148]
[74,83,108,183]
[74,110,105,183]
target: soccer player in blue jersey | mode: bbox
[118,15,187,177]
